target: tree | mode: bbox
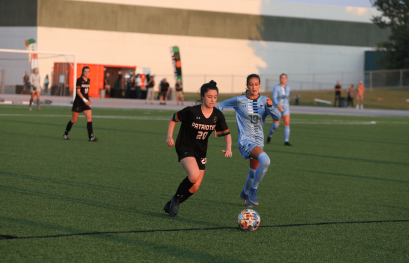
[371,0,409,69]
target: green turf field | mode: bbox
[1,105,408,262]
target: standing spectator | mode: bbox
[175,78,184,105]
[22,71,30,94]
[104,72,111,96]
[145,75,155,104]
[135,74,141,99]
[29,68,41,111]
[44,75,49,95]
[114,72,122,97]
[159,78,170,105]
[334,81,342,107]
[356,81,365,109]
[347,84,355,108]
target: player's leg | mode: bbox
[159,92,163,104]
[360,96,364,109]
[29,92,35,111]
[283,114,291,146]
[356,96,360,109]
[180,92,184,105]
[36,91,41,110]
[64,111,80,139]
[84,110,98,141]
[267,120,280,143]
[240,158,258,207]
[166,157,201,216]
[248,146,271,205]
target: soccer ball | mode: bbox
[237,209,260,232]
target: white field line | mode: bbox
[0,114,408,125]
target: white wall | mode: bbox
[37,27,371,93]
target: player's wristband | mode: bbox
[83,98,89,103]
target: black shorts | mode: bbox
[72,103,91,113]
[160,91,167,99]
[176,149,207,170]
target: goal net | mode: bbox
[0,49,77,99]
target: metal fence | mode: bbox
[1,68,408,95]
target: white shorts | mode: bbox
[238,140,263,160]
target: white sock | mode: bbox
[244,168,255,195]
[252,153,270,189]
[284,126,290,142]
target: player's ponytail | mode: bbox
[196,80,219,105]
[243,74,261,95]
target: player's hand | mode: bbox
[86,100,92,106]
[266,98,273,107]
[166,137,175,147]
[277,105,284,112]
[222,150,232,158]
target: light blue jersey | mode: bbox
[272,84,290,108]
[218,94,279,158]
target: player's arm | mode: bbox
[217,97,238,111]
[166,115,176,147]
[75,80,92,106]
[273,87,283,112]
[266,98,280,121]
[222,134,232,157]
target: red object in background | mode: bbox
[53,62,136,98]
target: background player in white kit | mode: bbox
[267,73,292,146]
[218,74,279,207]
[29,68,41,111]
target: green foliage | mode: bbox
[371,0,409,69]
[1,106,408,262]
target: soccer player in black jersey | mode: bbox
[63,66,98,141]
[164,80,232,217]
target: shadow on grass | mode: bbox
[302,170,409,184]
[0,184,228,229]
[263,148,409,166]
[0,216,246,263]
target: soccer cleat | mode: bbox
[240,190,253,208]
[163,201,171,213]
[63,134,69,140]
[168,195,181,217]
[249,188,259,206]
[266,136,271,144]
[88,137,99,142]
[284,142,292,146]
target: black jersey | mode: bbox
[74,77,90,104]
[172,105,230,156]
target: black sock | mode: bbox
[180,191,194,204]
[37,99,40,108]
[87,122,93,139]
[175,177,194,200]
[29,99,33,107]
[65,121,73,135]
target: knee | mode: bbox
[284,121,290,126]
[189,172,200,184]
[71,119,77,123]
[257,153,270,168]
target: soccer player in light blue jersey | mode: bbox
[267,73,292,146]
[218,74,279,207]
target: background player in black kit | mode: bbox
[164,80,233,217]
[63,66,98,141]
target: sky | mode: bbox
[275,0,373,8]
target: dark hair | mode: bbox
[196,80,218,105]
[280,73,287,79]
[81,66,90,77]
[243,74,261,95]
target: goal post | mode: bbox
[0,49,77,100]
